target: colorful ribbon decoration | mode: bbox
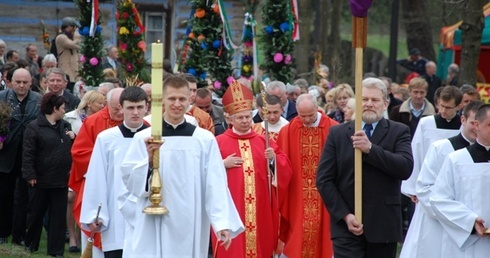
[89,0,99,37]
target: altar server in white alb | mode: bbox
[401,85,463,202]
[120,76,244,258]
[80,86,149,258]
[400,100,482,258]
[430,104,490,258]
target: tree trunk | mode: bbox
[327,0,343,84]
[294,0,313,79]
[459,0,485,87]
[401,0,436,61]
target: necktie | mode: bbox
[364,124,373,139]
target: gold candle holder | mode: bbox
[143,40,168,215]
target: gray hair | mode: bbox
[266,80,287,94]
[362,77,387,101]
[296,93,318,109]
[46,67,67,81]
[42,54,57,65]
[0,39,6,47]
[286,83,300,93]
[294,78,309,88]
[448,63,459,74]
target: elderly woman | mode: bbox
[64,90,105,135]
[327,83,354,123]
[22,92,75,257]
[343,98,356,123]
[33,54,57,93]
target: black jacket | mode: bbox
[22,115,73,188]
[316,118,413,243]
[0,89,42,173]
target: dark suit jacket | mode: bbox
[387,93,402,116]
[285,99,298,121]
[62,90,80,113]
[0,90,42,173]
[316,118,413,243]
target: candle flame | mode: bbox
[157,39,161,43]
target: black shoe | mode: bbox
[68,246,80,253]
[0,237,6,244]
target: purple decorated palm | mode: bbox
[350,0,373,17]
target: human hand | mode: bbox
[474,217,486,237]
[264,147,275,160]
[343,213,363,236]
[410,195,418,204]
[145,137,164,167]
[88,221,102,233]
[351,130,372,154]
[28,179,37,187]
[66,131,75,140]
[223,153,243,169]
[217,230,232,250]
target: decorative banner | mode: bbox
[89,0,99,37]
[477,83,490,103]
[291,0,300,41]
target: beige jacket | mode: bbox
[56,31,81,82]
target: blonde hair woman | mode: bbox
[327,83,354,123]
[63,90,105,134]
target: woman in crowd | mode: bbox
[343,98,356,123]
[22,92,75,257]
[327,83,354,123]
[64,90,105,135]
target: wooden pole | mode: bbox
[352,16,367,224]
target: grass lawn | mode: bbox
[0,231,80,258]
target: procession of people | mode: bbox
[0,8,489,258]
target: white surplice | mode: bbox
[80,126,136,252]
[430,148,490,258]
[400,138,457,258]
[120,126,244,258]
[401,115,460,196]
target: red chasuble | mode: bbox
[276,113,336,258]
[187,105,215,134]
[251,123,280,142]
[68,106,122,248]
[214,129,292,258]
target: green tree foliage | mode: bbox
[76,0,104,86]
[183,0,233,97]
[259,0,295,83]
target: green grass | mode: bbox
[0,231,80,258]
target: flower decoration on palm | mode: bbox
[116,0,147,83]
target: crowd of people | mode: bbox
[0,17,489,258]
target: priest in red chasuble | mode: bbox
[276,93,337,258]
[68,88,124,257]
[252,94,289,142]
[214,81,292,258]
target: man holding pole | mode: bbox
[120,76,244,258]
[316,78,413,258]
[214,81,292,257]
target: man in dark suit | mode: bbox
[316,77,413,258]
[101,45,120,71]
[46,68,80,112]
[265,80,297,121]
